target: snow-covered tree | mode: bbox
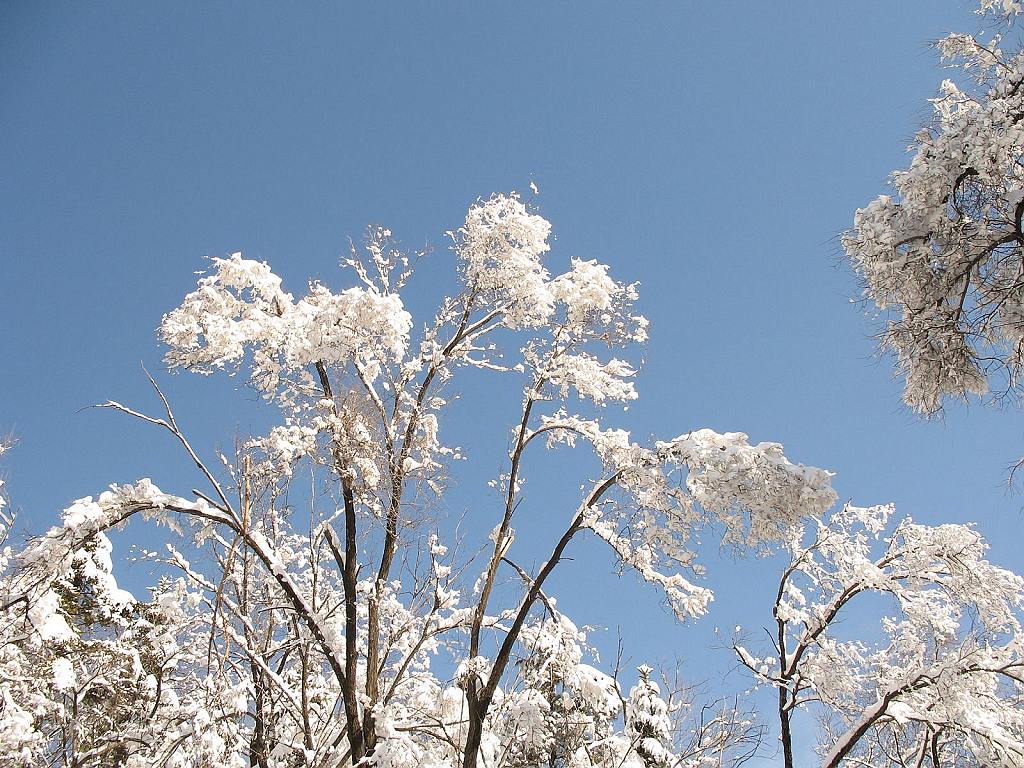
[835,9,1024,760]
[845,0,1024,414]
[0,195,834,768]
[735,503,1024,768]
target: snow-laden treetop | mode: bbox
[846,0,1024,413]
[1,193,842,768]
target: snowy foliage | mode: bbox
[0,195,821,768]
[736,503,1024,767]
[837,8,1024,759]
[846,0,1024,413]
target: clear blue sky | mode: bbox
[1,1,1020,760]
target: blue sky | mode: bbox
[2,1,1021,759]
